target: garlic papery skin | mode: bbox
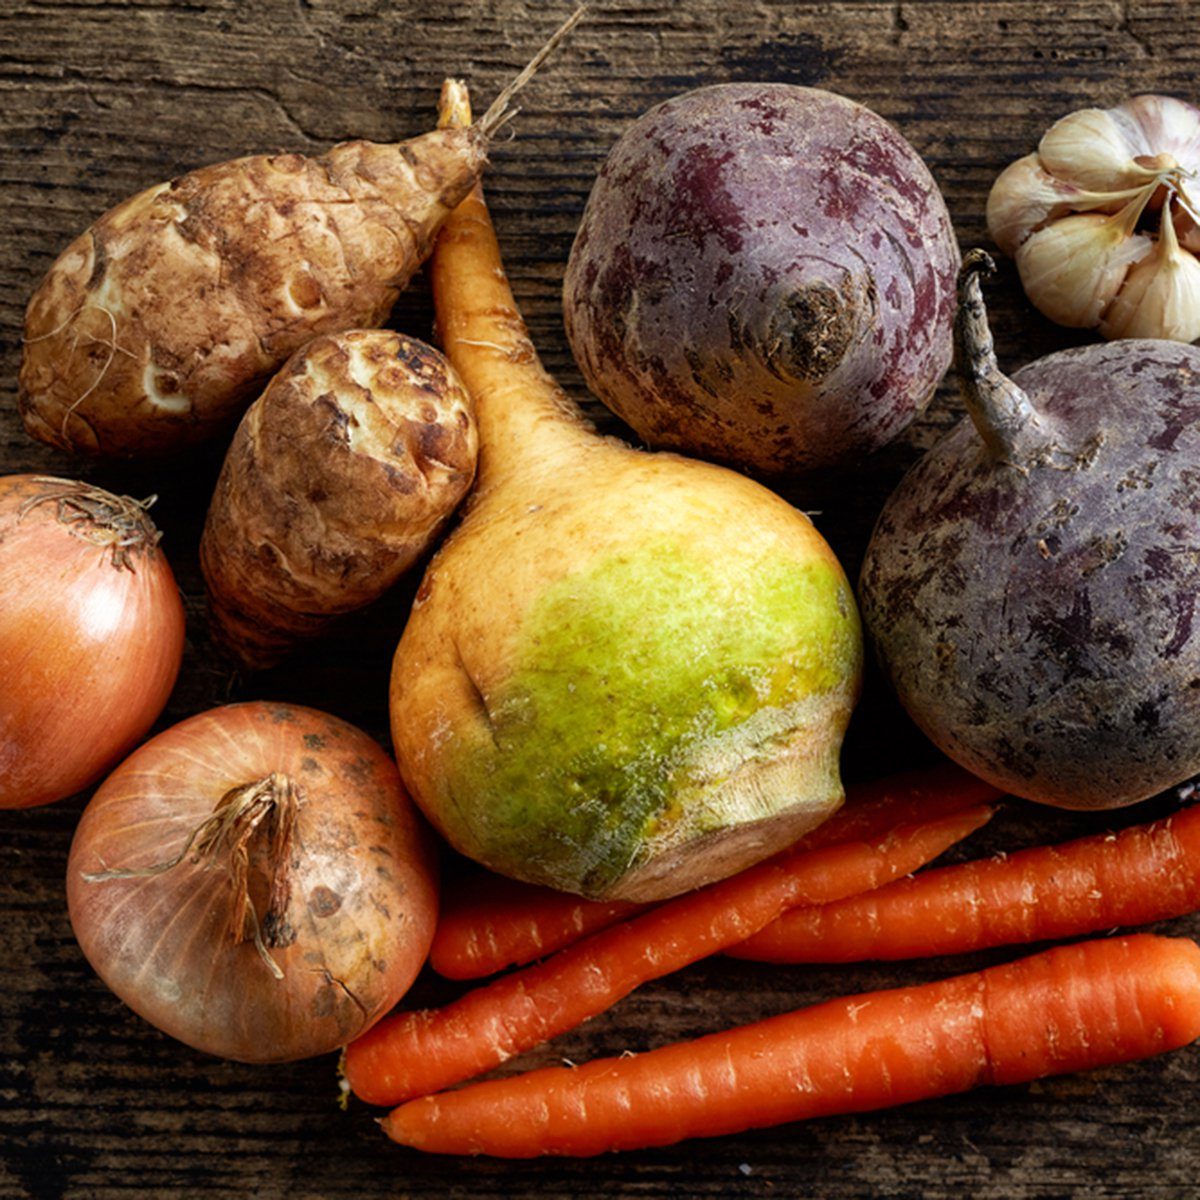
[1172,183,1200,253]
[987,154,1086,255]
[1123,95,1200,172]
[1100,200,1200,342]
[1015,211,1152,328]
[1038,107,1164,191]
[990,95,1200,342]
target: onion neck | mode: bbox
[19,476,160,570]
[955,251,1058,468]
[85,771,303,980]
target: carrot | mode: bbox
[382,934,1200,1156]
[342,805,993,1106]
[430,874,639,982]
[730,804,1200,964]
[431,762,1003,980]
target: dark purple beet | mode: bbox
[563,84,960,474]
[860,251,1200,809]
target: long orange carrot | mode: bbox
[431,762,1004,980]
[343,806,993,1105]
[430,875,639,981]
[383,934,1200,1156]
[730,804,1200,964]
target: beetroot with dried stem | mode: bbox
[563,84,960,475]
[860,251,1200,810]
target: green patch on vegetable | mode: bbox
[437,540,860,894]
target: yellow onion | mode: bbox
[0,474,185,808]
[68,702,439,1063]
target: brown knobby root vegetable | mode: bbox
[388,83,862,904]
[859,250,1200,810]
[200,330,477,669]
[563,84,960,474]
[987,95,1200,341]
[18,6,586,459]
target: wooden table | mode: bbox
[3,1,1199,1195]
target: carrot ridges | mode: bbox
[382,935,1200,1157]
[343,805,993,1106]
[731,804,1200,964]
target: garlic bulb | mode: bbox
[988,94,1200,343]
[1016,213,1152,328]
[1101,200,1200,342]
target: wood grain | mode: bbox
[3,1,1200,1196]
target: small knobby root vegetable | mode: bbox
[389,83,863,905]
[431,762,1003,980]
[988,95,1200,341]
[342,805,992,1106]
[859,251,1200,809]
[563,84,960,474]
[381,934,1200,1157]
[201,330,477,669]
[732,803,1200,963]
[67,702,438,1063]
[0,474,184,808]
[18,7,586,458]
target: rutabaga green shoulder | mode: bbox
[429,539,861,898]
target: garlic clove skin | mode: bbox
[1038,107,1160,191]
[1122,94,1200,174]
[1171,183,1200,254]
[1100,249,1200,342]
[1015,214,1152,328]
[1174,209,1200,255]
[986,154,1085,255]
[1100,202,1200,343]
[991,95,1200,338]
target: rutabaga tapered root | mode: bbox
[388,82,862,903]
[201,331,477,669]
[18,6,588,458]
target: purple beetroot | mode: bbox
[563,84,961,474]
[860,251,1200,810]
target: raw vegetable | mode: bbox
[431,872,638,982]
[563,84,960,474]
[431,762,1003,980]
[67,701,437,1063]
[201,330,477,669]
[859,252,1200,809]
[18,8,586,458]
[732,803,1200,963]
[987,95,1200,341]
[390,82,863,904]
[381,934,1200,1157]
[0,474,184,809]
[343,805,992,1105]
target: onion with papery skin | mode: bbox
[0,474,185,809]
[68,702,438,1063]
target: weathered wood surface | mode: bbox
[3,1,1200,1196]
